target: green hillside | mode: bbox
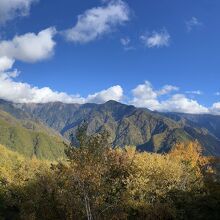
[0,109,66,160]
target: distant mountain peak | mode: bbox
[104,100,124,105]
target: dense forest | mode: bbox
[0,124,220,220]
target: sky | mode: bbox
[0,0,220,114]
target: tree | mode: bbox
[65,124,135,219]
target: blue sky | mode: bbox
[0,0,220,114]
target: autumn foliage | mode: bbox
[0,127,220,220]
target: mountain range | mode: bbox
[0,99,220,158]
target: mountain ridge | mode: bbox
[17,100,220,156]
[0,99,220,157]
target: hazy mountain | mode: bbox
[14,100,220,156]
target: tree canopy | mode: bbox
[0,126,220,220]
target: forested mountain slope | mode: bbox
[16,100,220,156]
[0,103,66,160]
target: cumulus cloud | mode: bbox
[131,81,158,108]
[0,60,123,104]
[186,17,203,32]
[157,85,179,96]
[210,103,220,115]
[0,79,84,104]
[0,70,84,104]
[130,81,178,110]
[63,0,130,43]
[86,85,123,103]
[0,65,219,115]
[0,0,37,25]
[140,29,170,48]
[0,56,15,72]
[130,81,208,114]
[131,81,178,100]
[0,76,124,104]
[158,94,208,114]
[0,27,56,63]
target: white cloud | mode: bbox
[0,56,15,72]
[0,67,219,115]
[0,0,37,25]
[186,17,202,32]
[0,73,84,104]
[64,0,130,43]
[120,37,130,46]
[157,85,179,96]
[158,94,208,114]
[130,81,178,110]
[0,61,123,104]
[215,92,220,96]
[0,56,19,80]
[130,81,208,114]
[120,37,135,51]
[140,29,170,48]
[186,90,203,95]
[0,27,56,63]
[210,103,220,115]
[131,81,158,108]
[131,81,178,101]
[0,76,124,104]
[86,85,123,103]
[0,81,84,104]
